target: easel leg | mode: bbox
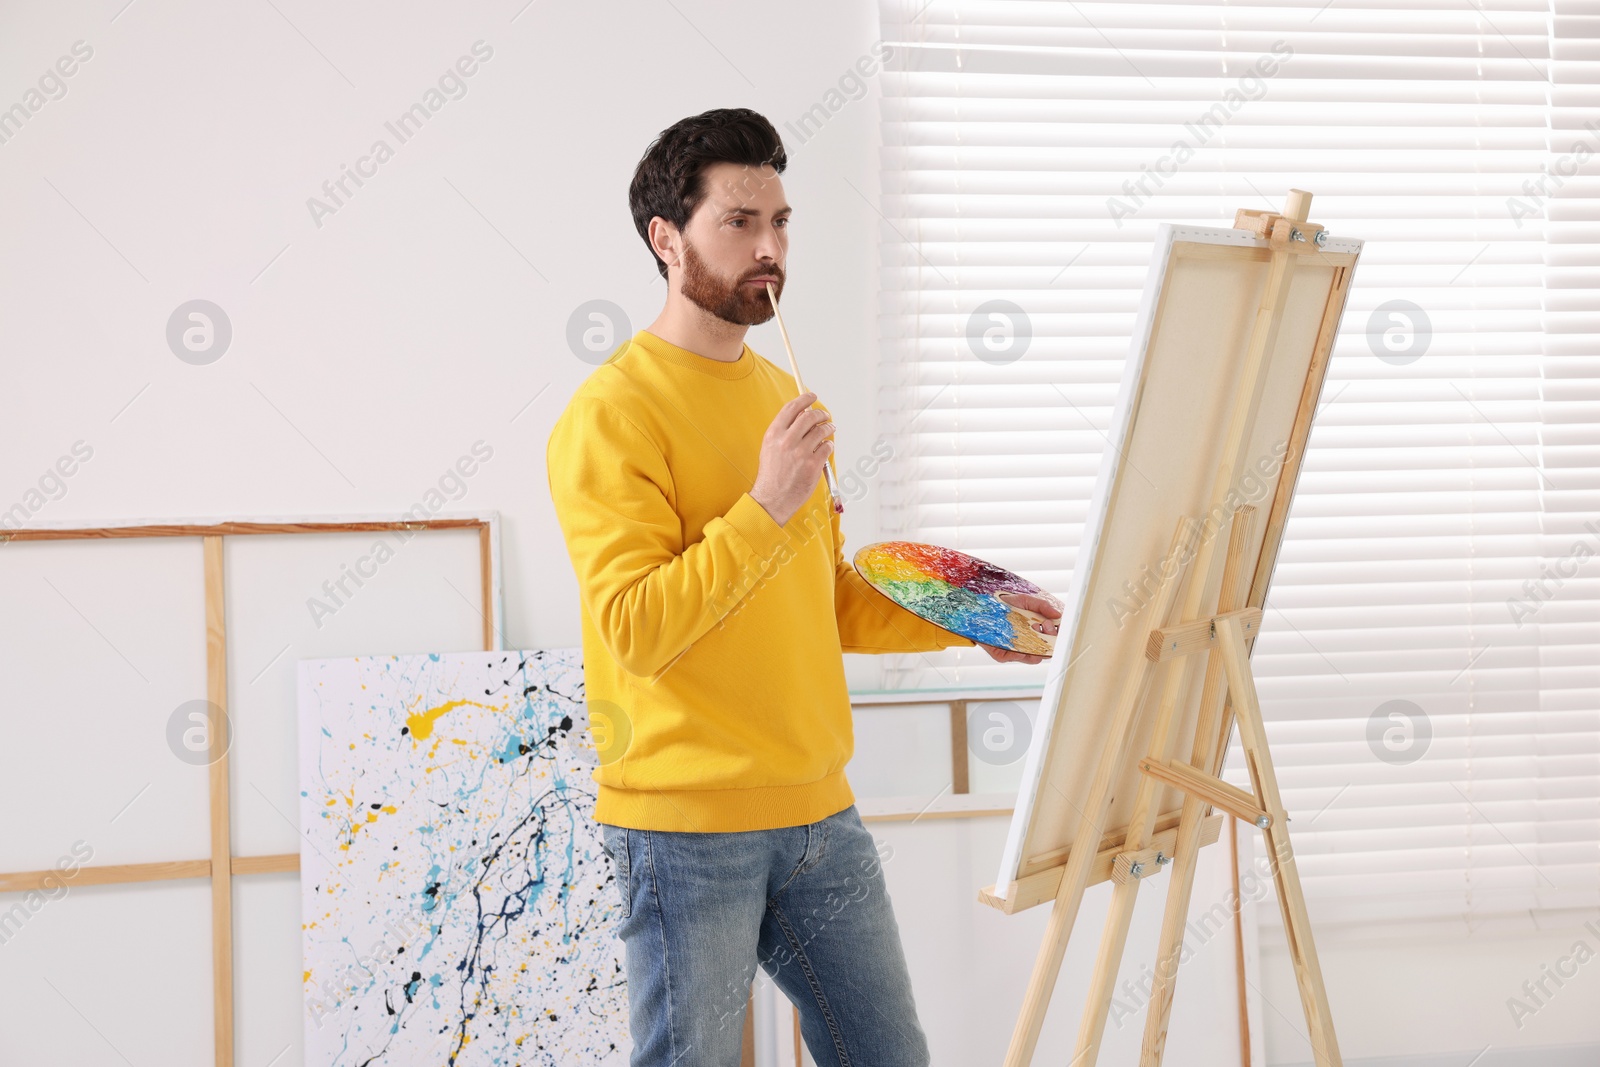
[1003,518,1202,1067]
[1136,790,1213,1064]
[1137,506,1257,1066]
[1073,654,1198,1065]
[1217,617,1342,1067]
[1075,504,1259,1066]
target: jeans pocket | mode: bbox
[599,823,631,920]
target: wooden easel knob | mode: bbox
[1232,188,1326,249]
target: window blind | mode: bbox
[875,0,1600,930]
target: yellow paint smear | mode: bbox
[863,551,925,583]
[405,698,499,741]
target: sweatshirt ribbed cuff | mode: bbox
[724,491,791,561]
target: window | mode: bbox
[875,0,1600,930]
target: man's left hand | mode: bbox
[978,591,1064,665]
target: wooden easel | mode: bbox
[998,191,1344,1067]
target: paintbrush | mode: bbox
[765,282,845,515]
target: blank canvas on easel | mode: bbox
[989,224,1362,907]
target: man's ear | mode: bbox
[648,216,682,272]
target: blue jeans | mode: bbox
[597,803,931,1067]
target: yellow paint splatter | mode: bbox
[405,699,471,740]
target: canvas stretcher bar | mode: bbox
[0,514,503,1067]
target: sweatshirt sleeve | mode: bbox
[546,397,792,679]
[827,483,979,654]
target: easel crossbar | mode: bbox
[1147,607,1263,661]
[1138,757,1270,828]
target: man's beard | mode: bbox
[679,241,784,326]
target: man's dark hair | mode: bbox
[629,108,787,280]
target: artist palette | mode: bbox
[853,541,1057,656]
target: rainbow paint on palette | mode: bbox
[853,541,1056,657]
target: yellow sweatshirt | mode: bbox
[545,328,975,832]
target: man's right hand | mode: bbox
[750,391,835,527]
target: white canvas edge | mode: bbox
[295,656,322,1060]
[292,645,581,675]
[990,223,1364,898]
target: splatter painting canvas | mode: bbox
[297,649,628,1066]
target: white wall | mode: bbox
[1266,924,1600,1066]
[0,0,897,690]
